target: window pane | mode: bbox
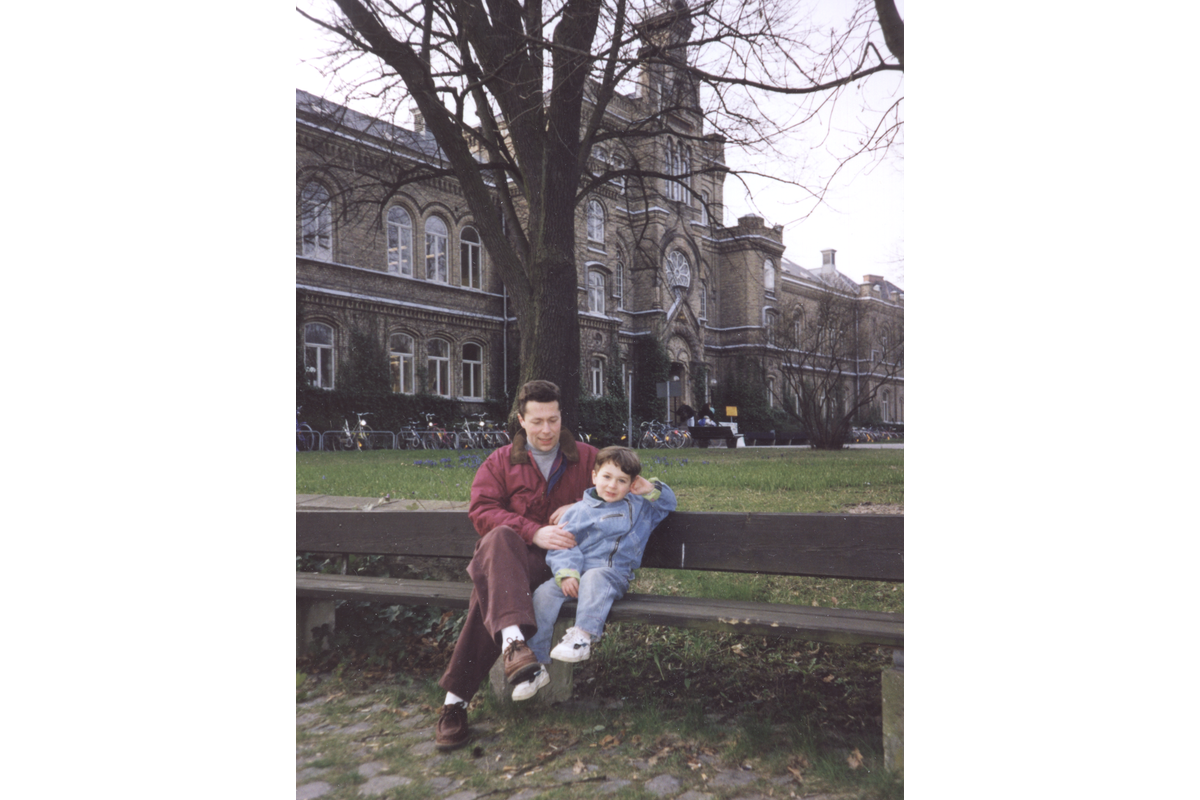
[305,323,333,345]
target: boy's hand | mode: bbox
[631,476,655,496]
[560,577,579,597]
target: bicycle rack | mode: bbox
[318,430,398,450]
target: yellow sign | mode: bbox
[725,406,738,417]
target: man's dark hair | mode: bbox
[593,446,642,479]
[517,380,561,416]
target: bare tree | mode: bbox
[296,0,903,424]
[762,288,903,449]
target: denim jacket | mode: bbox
[547,480,677,584]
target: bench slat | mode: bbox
[296,573,902,648]
[297,511,903,582]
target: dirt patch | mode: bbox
[843,503,903,515]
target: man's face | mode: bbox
[592,462,634,503]
[518,399,562,452]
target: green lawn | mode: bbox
[296,447,903,513]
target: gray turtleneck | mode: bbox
[527,441,560,482]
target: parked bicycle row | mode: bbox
[297,409,513,452]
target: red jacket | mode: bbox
[468,428,599,543]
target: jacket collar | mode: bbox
[510,428,581,466]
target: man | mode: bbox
[435,380,599,751]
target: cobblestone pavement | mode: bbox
[296,675,857,800]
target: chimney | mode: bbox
[864,274,884,285]
[821,249,836,267]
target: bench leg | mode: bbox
[882,648,903,775]
[297,598,336,658]
[488,617,574,705]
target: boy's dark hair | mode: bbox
[517,380,561,416]
[593,446,642,479]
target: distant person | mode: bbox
[511,446,677,701]
[434,380,599,751]
[676,403,696,427]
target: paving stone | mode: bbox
[358,775,413,795]
[677,792,714,800]
[357,761,387,778]
[410,740,440,756]
[644,774,681,796]
[297,713,322,727]
[708,769,757,788]
[442,792,479,800]
[599,780,632,793]
[347,695,376,707]
[394,715,425,730]
[297,767,328,782]
[298,697,331,709]
[365,703,388,713]
[426,777,457,791]
[341,721,374,735]
[297,781,333,799]
[507,790,544,800]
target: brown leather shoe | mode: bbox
[435,702,470,751]
[502,638,540,685]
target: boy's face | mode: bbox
[592,462,634,503]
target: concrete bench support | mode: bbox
[297,598,336,657]
[488,617,574,705]
[882,648,903,775]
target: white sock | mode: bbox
[444,691,465,706]
[501,625,524,643]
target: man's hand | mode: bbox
[549,504,574,525]
[560,576,580,598]
[532,524,576,551]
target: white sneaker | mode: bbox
[511,665,549,701]
[550,627,593,663]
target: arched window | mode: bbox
[461,343,483,399]
[612,154,626,193]
[615,260,624,308]
[425,217,448,282]
[587,200,605,243]
[300,182,332,261]
[460,226,482,289]
[588,270,606,314]
[590,357,605,396]
[389,333,414,394]
[386,206,413,275]
[427,338,450,396]
[303,322,335,388]
[764,258,776,294]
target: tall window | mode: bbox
[587,200,605,243]
[304,322,334,389]
[699,279,708,319]
[461,343,483,399]
[300,182,332,261]
[700,190,709,225]
[612,154,626,193]
[590,357,604,396]
[764,309,779,345]
[389,333,414,394]
[764,259,776,295]
[588,270,606,314]
[427,338,450,396]
[425,217,448,282]
[767,376,776,408]
[460,226,482,289]
[615,260,624,308]
[386,206,412,275]
[881,390,891,422]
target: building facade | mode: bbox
[296,6,903,427]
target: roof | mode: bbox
[296,89,446,162]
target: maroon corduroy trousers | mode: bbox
[437,526,553,701]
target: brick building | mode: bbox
[296,5,903,426]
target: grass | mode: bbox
[296,445,903,798]
[296,447,903,512]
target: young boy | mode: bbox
[512,446,677,701]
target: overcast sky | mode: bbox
[295,0,904,286]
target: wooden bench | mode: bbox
[296,508,904,772]
[686,426,739,448]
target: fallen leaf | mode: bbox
[811,600,819,607]
[787,766,804,781]
[823,674,835,683]
[688,759,701,770]
[847,748,864,770]
[573,759,586,774]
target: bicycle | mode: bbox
[398,419,426,450]
[296,407,317,452]
[340,411,373,451]
[421,412,455,450]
